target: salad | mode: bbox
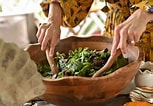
[37,47,128,78]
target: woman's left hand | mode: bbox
[111,9,152,55]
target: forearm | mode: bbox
[40,0,93,27]
[48,3,62,26]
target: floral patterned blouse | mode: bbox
[40,0,153,61]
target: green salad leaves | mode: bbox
[37,47,128,78]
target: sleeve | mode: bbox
[40,0,94,28]
[132,0,153,13]
[40,0,50,17]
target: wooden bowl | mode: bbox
[25,36,143,106]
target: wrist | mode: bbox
[142,9,153,23]
[51,0,59,3]
[131,1,153,22]
[136,9,153,23]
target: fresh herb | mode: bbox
[37,47,128,78]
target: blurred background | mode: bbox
[0,0,106,48]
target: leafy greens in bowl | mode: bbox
[37,47,128,78]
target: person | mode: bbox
[110,1,153,59]
[37,0,93,57]
[37,0,153,61]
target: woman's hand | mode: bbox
[36,3,62,57]
[111,9,153,55]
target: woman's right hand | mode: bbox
[36,3,62,57]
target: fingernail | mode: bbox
[123,53,128,58]
[49,50,54,57]
[41,46,45,51]
[111,50,115,56]
[49,54,53,57]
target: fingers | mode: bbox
[112,23,136,56]
[111,26,120,56]
[119,26,128,54]
[111,9,147,56]
[36,23,51,38]
[127,34,136,46]
[128,28,142,43]
[48,29,61,57]
[48,44,55,57]
[37,23,50,43]
[36,23,53,51]
[36,22,61,57]
[111,23,129,55]
[41,29,53,55]
[38,28,47,45]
